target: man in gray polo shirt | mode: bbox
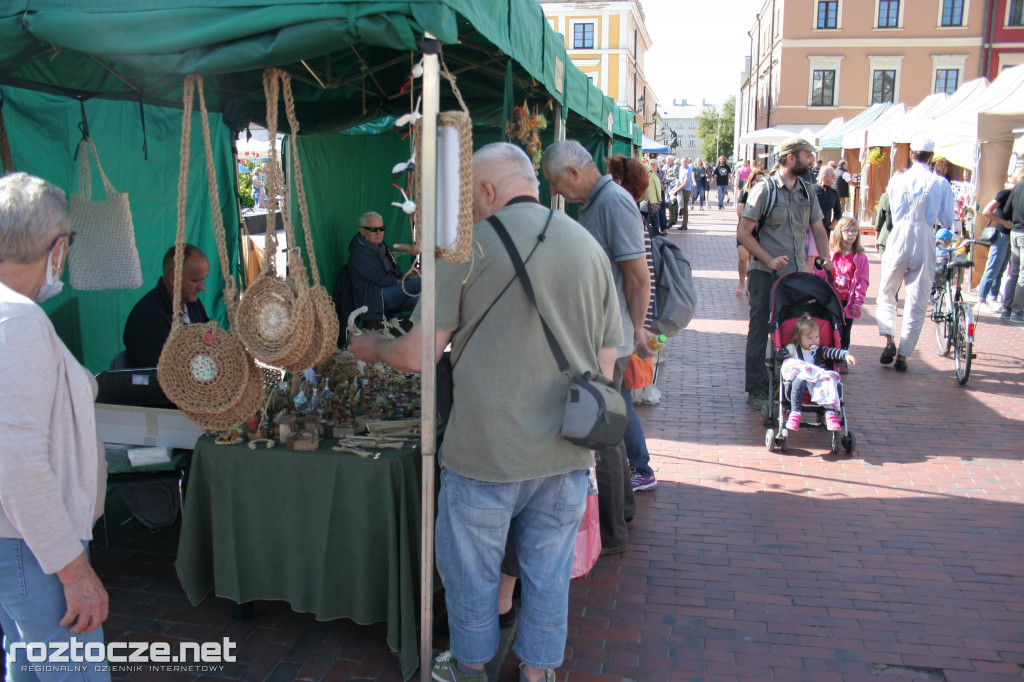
[737,138,831,409]
[543,140,655,553]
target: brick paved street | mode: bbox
[79,203,1024,681]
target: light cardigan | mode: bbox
[0,281,105,574]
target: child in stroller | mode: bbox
[780,314,857,432]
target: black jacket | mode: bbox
[123,279,210,367]
[813,183,842,229]
[347,233,403,318]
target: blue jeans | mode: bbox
[621,385,652,476]
[647,203,663,234]
[1001,232,1024,315]
[977,231,1010,301]
[694,184,706,208]
[380,277,421,315]
[0,539,109,682]
[717,185,728,208]
[435,467,588,670]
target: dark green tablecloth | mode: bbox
[176,436,422,679]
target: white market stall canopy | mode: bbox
[926,64,1024,169]
[818,104,893,148]
[737,124,822,146]
[642,134,670,154]
[843,103,905,150]
[867,92,949,148]
[812,117,845,146]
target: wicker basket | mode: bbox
[157,74,261,425]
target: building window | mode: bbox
[934,69,959,93]
[941,0,964,26]
[816,1,838,28]
[573,22,594,49]
[689,139,696,147]
[811,70,836,106]
[878,0,900,27]
[1010,0,1024,25]
[689,121,697,129]
[872,70,896,103]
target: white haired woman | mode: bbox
[0,173,110,681]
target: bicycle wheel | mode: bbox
[954,302,973,385]
[933,287,952,355]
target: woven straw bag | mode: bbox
[158,75,262,428]
[67,139,143,290]
[234,69,323,372]
[413,111,474,264]
[276,69,339,367]
[235,69,337,371]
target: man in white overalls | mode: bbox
[876,137,955,372]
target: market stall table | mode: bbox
[176,435,422,679]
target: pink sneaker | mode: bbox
[785,412,801,431]
[825,411,842,431]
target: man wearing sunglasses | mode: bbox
[346,211,420,325]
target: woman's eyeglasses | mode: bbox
[361,226,385,233]
[48,231,76,252]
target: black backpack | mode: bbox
[649,235,697,337]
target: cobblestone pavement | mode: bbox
[44,202,1024,682]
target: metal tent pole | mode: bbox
[552,101,565,212]
[418,34,440,682]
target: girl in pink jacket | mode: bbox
[829,217,870,370]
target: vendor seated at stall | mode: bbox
[347,211,420,323]
[123,244,210,367]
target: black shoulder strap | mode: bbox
[486,212,570,375]
[450,207,553,369]
[753,177,776,241]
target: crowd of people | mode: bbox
[4,129,1023,682]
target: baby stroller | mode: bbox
[759,271,856,455]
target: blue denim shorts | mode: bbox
[435,467,588,669]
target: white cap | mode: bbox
[910,136,936,153]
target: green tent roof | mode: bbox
[1,0,632,136]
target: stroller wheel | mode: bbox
[760,404,772,427]
[765,428,775,451]
[830,431,841,454]
[778,433,788,452]
[842,430,856,455]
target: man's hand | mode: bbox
[57,553,108,634]
[634,327,656,359]
[769,255,790,271]
[348,330,384,364]
[392,243,421,256]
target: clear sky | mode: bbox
[641,0,766,111]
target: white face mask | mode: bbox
[34,241,65,303]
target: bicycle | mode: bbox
[930,239,977,385]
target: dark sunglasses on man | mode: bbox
[361,226,385,233]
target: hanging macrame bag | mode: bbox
[68,139,143,290]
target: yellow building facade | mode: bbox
[540,1,659,137]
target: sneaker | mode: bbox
[836,361,848,375]
[432,651,486,682]
[785,412,801,431]
[746,393,769,410]
[1010,313,1024,325]
[518,665,555,682]
[1000,308,1012,319]
[631,470,658,492]
[825,411,842,431]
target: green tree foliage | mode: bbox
[696,96,736,164]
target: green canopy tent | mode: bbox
[1,0,635,370]
[1,2,638,679]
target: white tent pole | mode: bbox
[418,33,440,682]
[552,102,565,212]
